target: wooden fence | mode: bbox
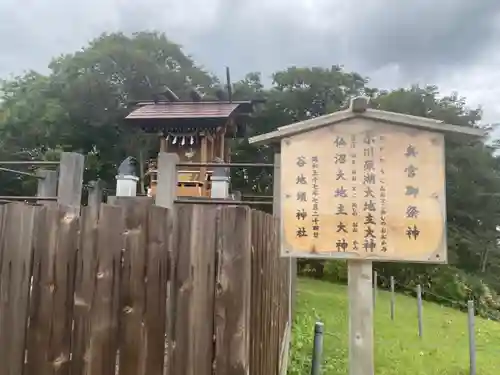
[0,199,290,375]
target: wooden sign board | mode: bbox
[281,117,447,263]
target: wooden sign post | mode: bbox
[249,97,483,375]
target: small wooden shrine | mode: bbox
[125,89,257,198]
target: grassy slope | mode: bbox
[289,278,500,375]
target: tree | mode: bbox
[2,31,500,303]
[236,74,500,304]
[0,31,218,190]
[230,66,367,197]
[370,87,500,278]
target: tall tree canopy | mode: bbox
[0,31,217,189]
[1,31,500,304]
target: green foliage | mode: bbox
[287,312,316,375]
[322,260,348,284]
[300,259,500,319]
[0,31,500,317]
[0,31,217,188]
[230,66,367,197]
[290,84,500,318]
[290,278,500,375]
[421,267,500,320]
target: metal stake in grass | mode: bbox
[311,322,324,375]
[416,285,423,338]
[390,276,395,321]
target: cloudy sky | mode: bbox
[2,0,500,124]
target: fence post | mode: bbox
[274,150,292,375]
[87,180,103,220]
[211,164,230,199]
[36,169,58,205]
[311,322,324,375]
[468,300,476,375]
[373,270,378,308]
[348,260,374,375]
[57,152,85,214]
[390,276,395,321]
[416,285,423,337]
[155,151,179,375]
[155,152,179,209]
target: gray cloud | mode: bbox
[1,0,500,120]
[2,0,499,80]
[341,0,500,74]
[180,0,500,81]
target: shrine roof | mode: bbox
[249,96,485,146]
[125,101,255,121]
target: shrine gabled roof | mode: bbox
[125,101,254,120]
[249,96,485,146]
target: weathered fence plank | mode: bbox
[0,203,37,375]
[86,204,124,375]
[0,204,6,280]
[117,199,150,375]
[57,152,84,215]
[26,205,79,375]
[270,213,279,375]
[278,217,290,374]
[263,213,272,375]
[143,205,171,375]
[0,200,291,375]
[251,210,266,375]
[273,216,282,375]
[250,210,263,375]
[170,204,217,375]
[71,205,99,375]
[249,210,290,375]
[214,206,252,375]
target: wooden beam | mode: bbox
[87,180,103,221]
[155,152,179,210]
[154,152,178,374]
[200,135,208,195]
[273,152,281,217]
[220,129,226,160]
[57,152,85,214]
[249,99,485,146]
[160,137,167,152]
[348,260,374,375]
[274,152,292,375]
[36,169,58,205]
[208,135,214,162]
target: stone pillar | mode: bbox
[116,156,139,197]
[210,164,230,199]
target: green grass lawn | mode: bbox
[289,277,500,375]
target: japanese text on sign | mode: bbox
[281,120,446,262]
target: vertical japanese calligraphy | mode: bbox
[379,135,388,252]
[334,135,349,252]
[281,119,446,262]
[350,134,360,252]
[295,155,308,238]
[362,131,377,253]
[311,156,320,238]
[404,144,421,241]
